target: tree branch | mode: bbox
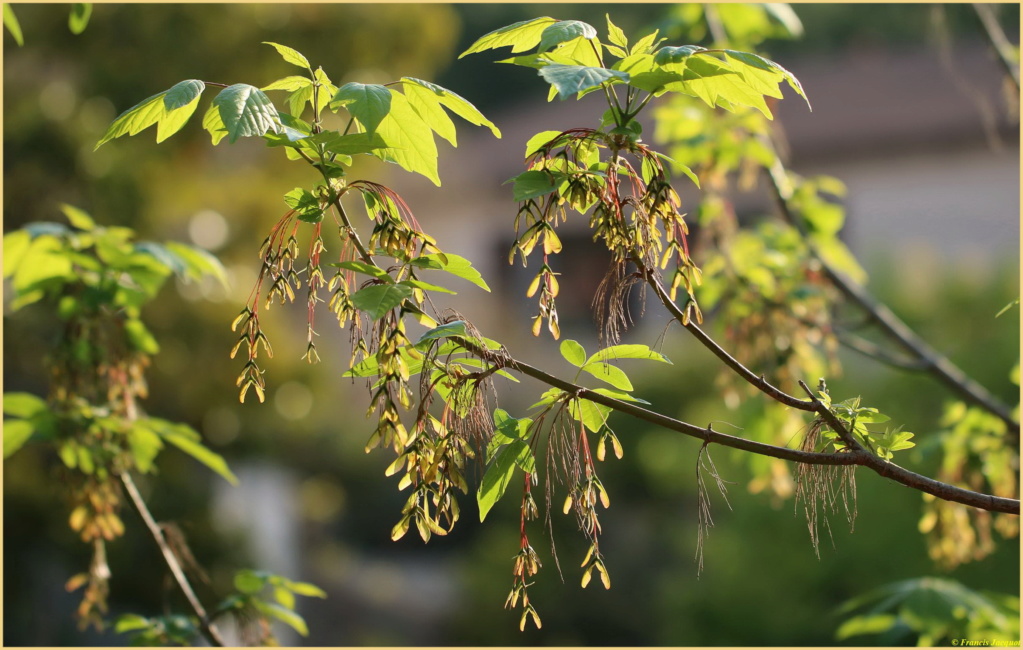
[836,330,931,371]
[119,473,227,647]
[764,158,1019,439]
[457,336,1020,515]
[797,382,1018,515]
[633,258,817,412]
[972,3,1020,91]
[324,172,1018,515]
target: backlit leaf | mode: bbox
[606,14,628,49]
[580,362,633,392]
[320,131,388,156]
[3,392,46,418]
[460,17,558,58]
[11,235,74,293]
[373,90,441,185]
[145,418,238,485]
[286,580,327,598]
[4,3,23,46]
[262,41,311,69]
[478,439,533,521]
[585,344,671,366]
[68,3,91,35]
[401,77,502,143]
[560,339,586,367]
[410,253,490,291]
[350,283,414,320]
[59,204,96,231]
[201,103,229,145]
[524,130,564,158]
[163,241,229,287]
[3,420,34,458]
[331,260,391,280]
[96,79,206,148]
[2,229,30,278]
[262,76,312,92]
[675,56,771,117]
[724,49,809,108]
[126,421,164,473]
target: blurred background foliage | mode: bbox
[3,3,1019,646]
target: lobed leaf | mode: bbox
[460,16,558,58]
[373,90,441,185]
[201,103,229,145]
[401,77,502,142]
[724,50,810,108]
[96,79,206,148]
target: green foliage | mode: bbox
[836,578,1020,646]
[3,2,22,46]
[919,397,1018,570]
[96,80,207,148]
[212,84,282,144]
[218,570,326,639]
[79,8,1018,643]
[114,614,200,646]
[99,42,499,185]
[68,3,92,34]
[2,206,231,631]
[478,410,535,521]
[4,2,93,45]
[464,15,807,115]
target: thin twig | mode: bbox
[973,3,1020,90]
[836,330,931,371]
[764,159,1020,439]
[120,473,227,647]
[634,258,817,412]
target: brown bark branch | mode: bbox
[119,473,227,647]
[764,159,1019,440]
[457,337,1019,515]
